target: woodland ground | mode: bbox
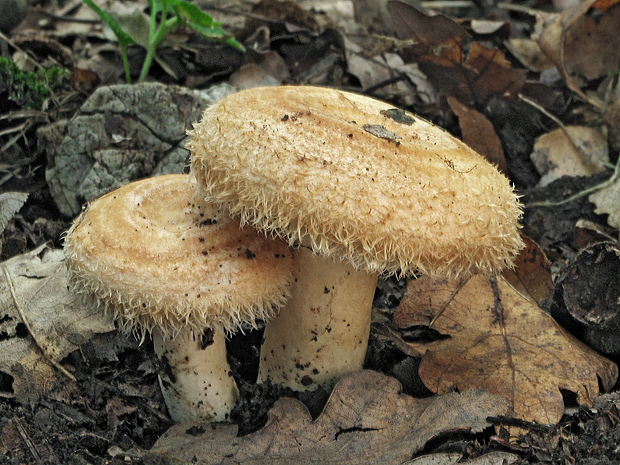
[1,0,620,463]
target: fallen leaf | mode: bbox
[532,0,620,105]
[405,451,519,465]
[589,173,620,229]
[504,38,554,73]
[394,275,617,426]
[563,3,620,82]
[593,0,620,9]
[0,244,115,402]
[574,219,618,249]
[148,370,510,464]
[501,236,554,308]
[388,1,527,107]
[530,125,609,186]
[0,192,28,235]
[447,96,507,173]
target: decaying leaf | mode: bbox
[589,174,620,229]
[148,370,510,465]
[388,1,527,108]
[532,0,620,105]
[394,275,618,426]
[0,244,115,402]
[530,125,609,186]
[447,96,507,173]
[404,451,519,465]
[0,192,28,235]
[504,38,555,73]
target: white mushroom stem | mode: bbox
[257,247,378,391]
[153,327,239,423]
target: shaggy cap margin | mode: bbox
[63,174,293,337]
[189,86,524,278]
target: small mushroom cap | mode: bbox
[64,174,293,336]
[189,86,524,278]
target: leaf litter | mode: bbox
[2,0,620,462]
[147,370,510,465]
[392,272,618,426]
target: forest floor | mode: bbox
[1,0,620,463]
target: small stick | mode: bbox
[3,265,77,382]
[13,417,43,463]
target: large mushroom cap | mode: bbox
[64,174,293,336]
[189,86,524,278]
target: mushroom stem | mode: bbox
[257,247,378,391]
[153,327,239,422]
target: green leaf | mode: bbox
[82,0,137,48]
[171,0,245,51]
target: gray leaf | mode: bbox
[0,192,28,235]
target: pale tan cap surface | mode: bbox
[64,174,293,336]
[189,86,524,277]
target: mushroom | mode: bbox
[188,85,524,392]
[63,174,293,421]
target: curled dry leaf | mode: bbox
[447,96,507,173]
[394,275,618,426]
[149,370,510,465]
[0,244,115,402]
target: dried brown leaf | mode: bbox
[447,96,507,173]
[394,275,617,425]
[563,4,620,81]
[533,0,620,106]
[149,370,510,465]
[387,1,527,107]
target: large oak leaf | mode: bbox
[394,275,617,425]
[149,370,510,464]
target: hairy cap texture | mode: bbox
[64,174,293,336]
[189,86,524,277]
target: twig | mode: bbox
[526,160,620,207]
[519,93,614,171]
[2,265,77,382]
[0,31,44,71]
[13,417,43,463]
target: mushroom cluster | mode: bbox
[64,174,293,422]
[188,85,524,392]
